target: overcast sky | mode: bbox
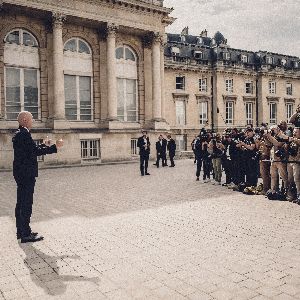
[164,0,300,58]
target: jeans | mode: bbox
[203,159,211,180]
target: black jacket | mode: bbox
[156,139,167,154]
[12,127,57,179]
[137,136,151,156]
[167,139,176,155]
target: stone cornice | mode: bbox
[242,96,257,102]
[222,95,238,103]
[266,96,280,102]
[172,92,189,102]
[116,0,173,14]
[3,0,169,32]
[284,97,296,103]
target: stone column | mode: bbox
[106,23,118,121]
[160,44,166,121]
[52,12,66,120]
[152,32,162,121]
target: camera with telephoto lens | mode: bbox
[288,141,298,157]
[275,148,287,160]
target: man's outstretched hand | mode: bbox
[56,139,64,148]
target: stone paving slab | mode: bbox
[0,160,300,299]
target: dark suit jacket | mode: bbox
[167,139,176,156]
[137,136,151,156]
[12,126,57,180]
[156,139,167,155]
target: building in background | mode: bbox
[0,1,299,169]
[164,28,300,151]
[0,0,174,169]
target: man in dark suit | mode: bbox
[13,111,64,243]
[155,134,167,167]
[137,130,151,176]
[167,134,176,167]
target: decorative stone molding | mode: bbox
[284,97,296,103]
[106,23,119,38]
[52,12,67,28]
[242,96,256,102]
[222,94,237,103]
[266,96,280,103]
[172,92,189,103]
[195,94,211,103]
[152,32,163,45]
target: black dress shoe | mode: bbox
[17,231,38,240]
[145,173,150,175]
[21,234,44,244]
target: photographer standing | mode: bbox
[195,135,203,181]
[286,128,300,204]
[222,133,233,186]
[208,133,224,185]
[275,128,300,203]
[290,104,300,127]
[255,127,273,194]
[266,126,288,193]
[238,128,258,188]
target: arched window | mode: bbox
[4,29,39,120]
[116,45,138,122]
[63,38,93,121]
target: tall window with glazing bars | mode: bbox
[4,29,40,120]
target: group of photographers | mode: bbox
[192,104,300,204]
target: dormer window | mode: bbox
[180,35,186,43]
[194,51,203,59]
[223,52,230,60]
[171,46,180,56]
[266,56,273,64]
[241,55,248,63]
[197,37,203,44]
[281,58,287,66]
[293,61,299,68]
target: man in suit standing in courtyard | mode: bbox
[167,134,176,167]
[13,111,64,243]
[137,130,151,176]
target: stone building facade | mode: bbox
[165,29,300,151]
[0,0,174,169]
[0,1,299,169]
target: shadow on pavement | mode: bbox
[19,243,99,296]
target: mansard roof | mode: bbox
[165,32,300,71]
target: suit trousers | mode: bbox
[140,154,149,175]
[15,177,36,238]
[169,154,175,166]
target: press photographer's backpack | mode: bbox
[266,190,286,201]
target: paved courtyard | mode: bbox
[0,160,300,300]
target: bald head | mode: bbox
[18,111,33,129]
